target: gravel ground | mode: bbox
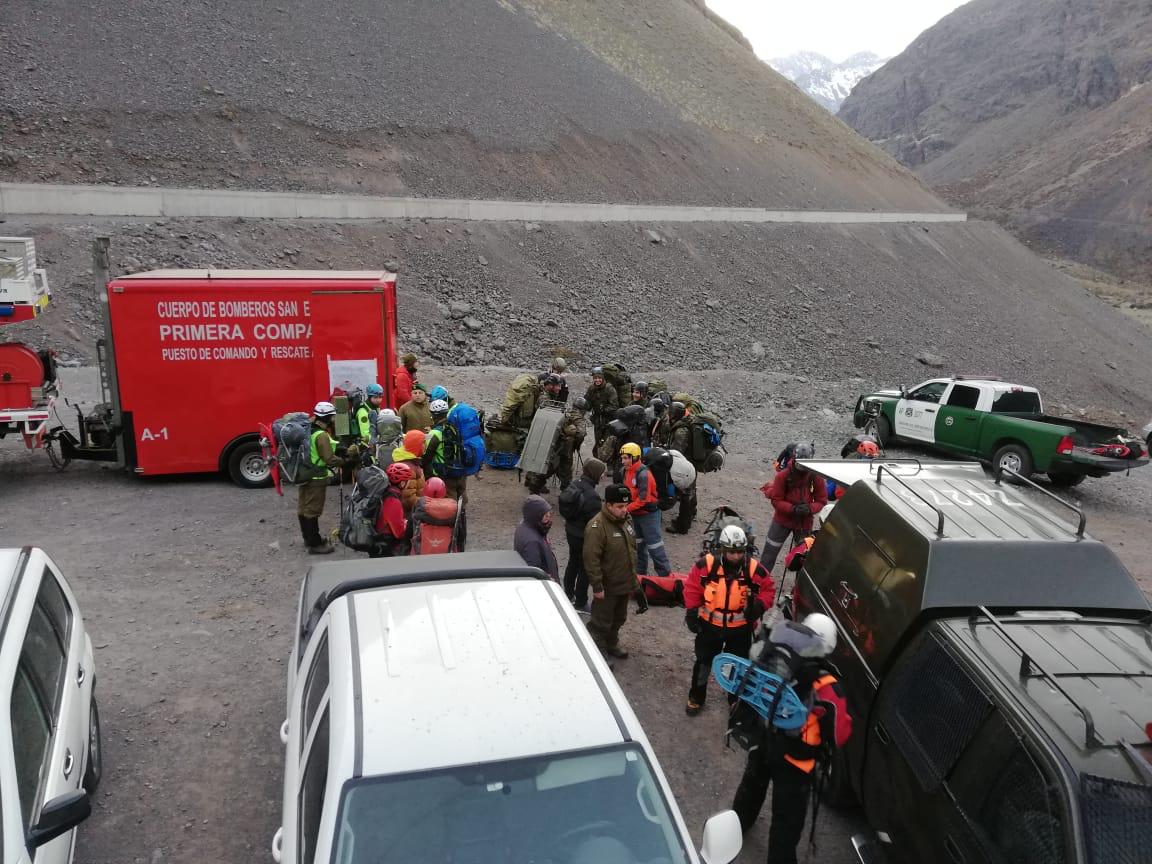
[2,365,1148,864]
[7,215,1152,425]
[0,0,939,210]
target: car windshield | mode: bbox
[991,390,1042,414]
[331,745,689,864]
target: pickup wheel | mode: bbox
[83,695,102,793]
[1048,473,1084,488]
[821,744,857,809]
[227,440,273,488]
[993,443,1033,481]
[865,414,892,447]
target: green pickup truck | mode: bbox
[853,377,1148,485]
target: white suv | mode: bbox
[1,547,101,864]
[272,551,742,864]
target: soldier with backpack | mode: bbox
[297,401,347,555]
[558,457,606,610]
[683,525,774,716]
[728,614,852,863]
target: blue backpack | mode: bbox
[443,403,486,478]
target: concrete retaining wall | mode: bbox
[0,182,968,224]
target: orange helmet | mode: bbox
[857,440,881,458]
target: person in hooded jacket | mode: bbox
[514,495,560,582]
[760,442,827,571]
[393,353,418,409]
[558,457,606,610]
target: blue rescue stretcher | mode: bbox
[712,653,809,731]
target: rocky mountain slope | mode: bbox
[839,0,1152,280]
[0,0,937,211]
[771,51,887,112]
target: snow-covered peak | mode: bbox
[769,50,888,112]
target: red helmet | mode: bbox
[385,462,415,485]
[857,440,881,458]
[425,477,447,498]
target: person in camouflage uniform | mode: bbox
[665,401,698,534]
[585,366,619,449]
[525,398,589,493]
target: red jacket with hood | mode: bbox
[763,467,828,532]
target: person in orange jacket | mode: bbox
[683,524,775,716]
[621,442,672,578]
[393,352,418,409]
[760,442,827,571]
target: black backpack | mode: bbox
[557,481,583,521]
[726,634,822,751]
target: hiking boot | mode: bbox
[605,645,629,659]
[685,699,703,717]
[308,542,335,555]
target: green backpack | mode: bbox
[601,363,633,408]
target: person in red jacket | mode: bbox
[760,442,827,571]
[392,352,418,409]
[683,524,775,716]
[621,442,672,578]
[371,462,413,557]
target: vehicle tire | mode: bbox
[992,443,1033,481]
[865,414,893,448]
[1047,473,1084,488]
[227,439,273,488]
[83,695,102,793]
[821,745,856,809]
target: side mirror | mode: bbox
[699,810,742,864]
[27,790,91,850]
[899,385,908,398]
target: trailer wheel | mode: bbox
[993,443,1033,482]
[1048,473,1084,488]
[227,440,273,488]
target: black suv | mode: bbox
[792,459,1152,864]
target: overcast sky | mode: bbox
[706,0,970,62]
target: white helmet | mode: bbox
[801,613,837,657]
[378,408,397,419]
[718,524,747,551]
[314,401,337,418]
[429,399,450,415]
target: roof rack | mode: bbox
[874,463,945,536]
[970,606,1103,749]
[993,467,1086,537]
[954,375,1003,381]
[868,458,925,475]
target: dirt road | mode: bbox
[1,365,1147,864]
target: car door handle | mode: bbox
[944,835,965,864]
[77,665,86,686]
[924,408,936,413]
[62,748,74,779]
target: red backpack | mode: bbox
[412,496,460,555]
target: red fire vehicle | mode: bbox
[51,252,398,487]
[0,237,58,457]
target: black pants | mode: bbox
[670,484,698,533]
[563,530,590,608]
[689,624,752,705]
[732,749,812,864]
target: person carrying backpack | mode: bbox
[421,399,453,478]
[558,457,606,610]
[729,614,852,864]
[355,382,386,448]
[585,366,620,449]
[761,442,827,571]
[683,525,774,716]
[369,462,413,558]
[297,401,347,555]
[621,442,673,579]
[411,477,460,555]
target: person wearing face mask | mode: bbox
[514,494,560,583]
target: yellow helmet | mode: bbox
[620,442,642,459]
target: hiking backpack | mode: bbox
[601,362,633,408]
[557,481,583,521]
[687,411,725,473]
[339,465,393,552]
[642,447,678,510]
[412,496,460,554]
[271,412,322,485]
[441,403,487,478]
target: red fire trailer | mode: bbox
[52,243,398,486]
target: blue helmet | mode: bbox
[428,385,449,401]
[366,382,385,398]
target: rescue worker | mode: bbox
[421,399,453,479]
[550,357,570,403]
[427,385,454,408]
[630,380,650,408]
[559,457,606,610]
[399,384,433,432]
[585,367,619,449]
[297,401,345,555]
[731,614,852,863]
[514,495,560,582]
[391,429,427,514]
[683,525,774,715]
[584,483,638,658]
[761,442,827,571]
[393,353,418,409]
[411,477,461,554]
[648,397,670,447]
[621,442,673,579]
[355,382,385,448]
[663,402,699,534]
[375,408,403,465]
[370,461,413,558]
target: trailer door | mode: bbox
[310,290,388,402]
